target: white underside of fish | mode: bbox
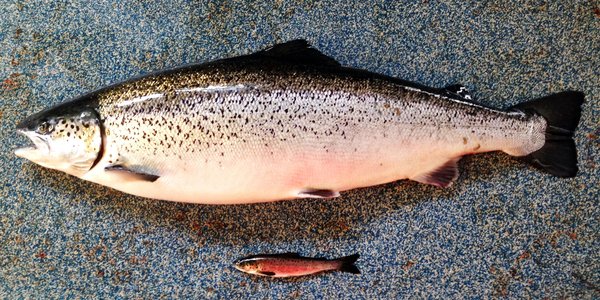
[82,144,461,204]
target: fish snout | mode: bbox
[14,130,47,160]
[232,259,244,269]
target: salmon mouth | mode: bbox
[14,129,48,158]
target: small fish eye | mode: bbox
[36,122,53,134]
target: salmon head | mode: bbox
[15,105,102,177]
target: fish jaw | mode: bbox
[15,145,41,160]
[14,146,45,167]
[15,129,51,167]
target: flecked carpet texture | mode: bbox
[0,1,598,298]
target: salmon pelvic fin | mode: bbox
[511,91,584,178]
[298,188,340,198]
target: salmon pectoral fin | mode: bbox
[412,158,461,188]
[104,164,160,182]
[297,189,340,199]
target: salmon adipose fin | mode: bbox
[337,254,361,274]
[511,91,584,177]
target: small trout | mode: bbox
[233,253,360,278]
[15,40,584,204]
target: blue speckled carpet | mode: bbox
[1,1,598,298]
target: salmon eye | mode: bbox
[36,122,54,134]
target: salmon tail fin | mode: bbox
[337,254,360,274]
[511,91,584,178]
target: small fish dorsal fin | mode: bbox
[444,84,473,101]
[277,252,301,258]
[242,252,301,260]
[252,39,341,67]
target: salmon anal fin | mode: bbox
[412,158,461,187]
[298,189,340,198]
[105,164,160,182]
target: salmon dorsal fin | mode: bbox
[412,158,461,187]
[252,39,341,68]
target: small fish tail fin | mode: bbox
[337,253,360,274]
[511,91,584,177]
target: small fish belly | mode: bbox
[263,259,340,277]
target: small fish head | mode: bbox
[15,107,102,177]
[233,258,264,275]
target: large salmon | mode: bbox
[15,40,584,204]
